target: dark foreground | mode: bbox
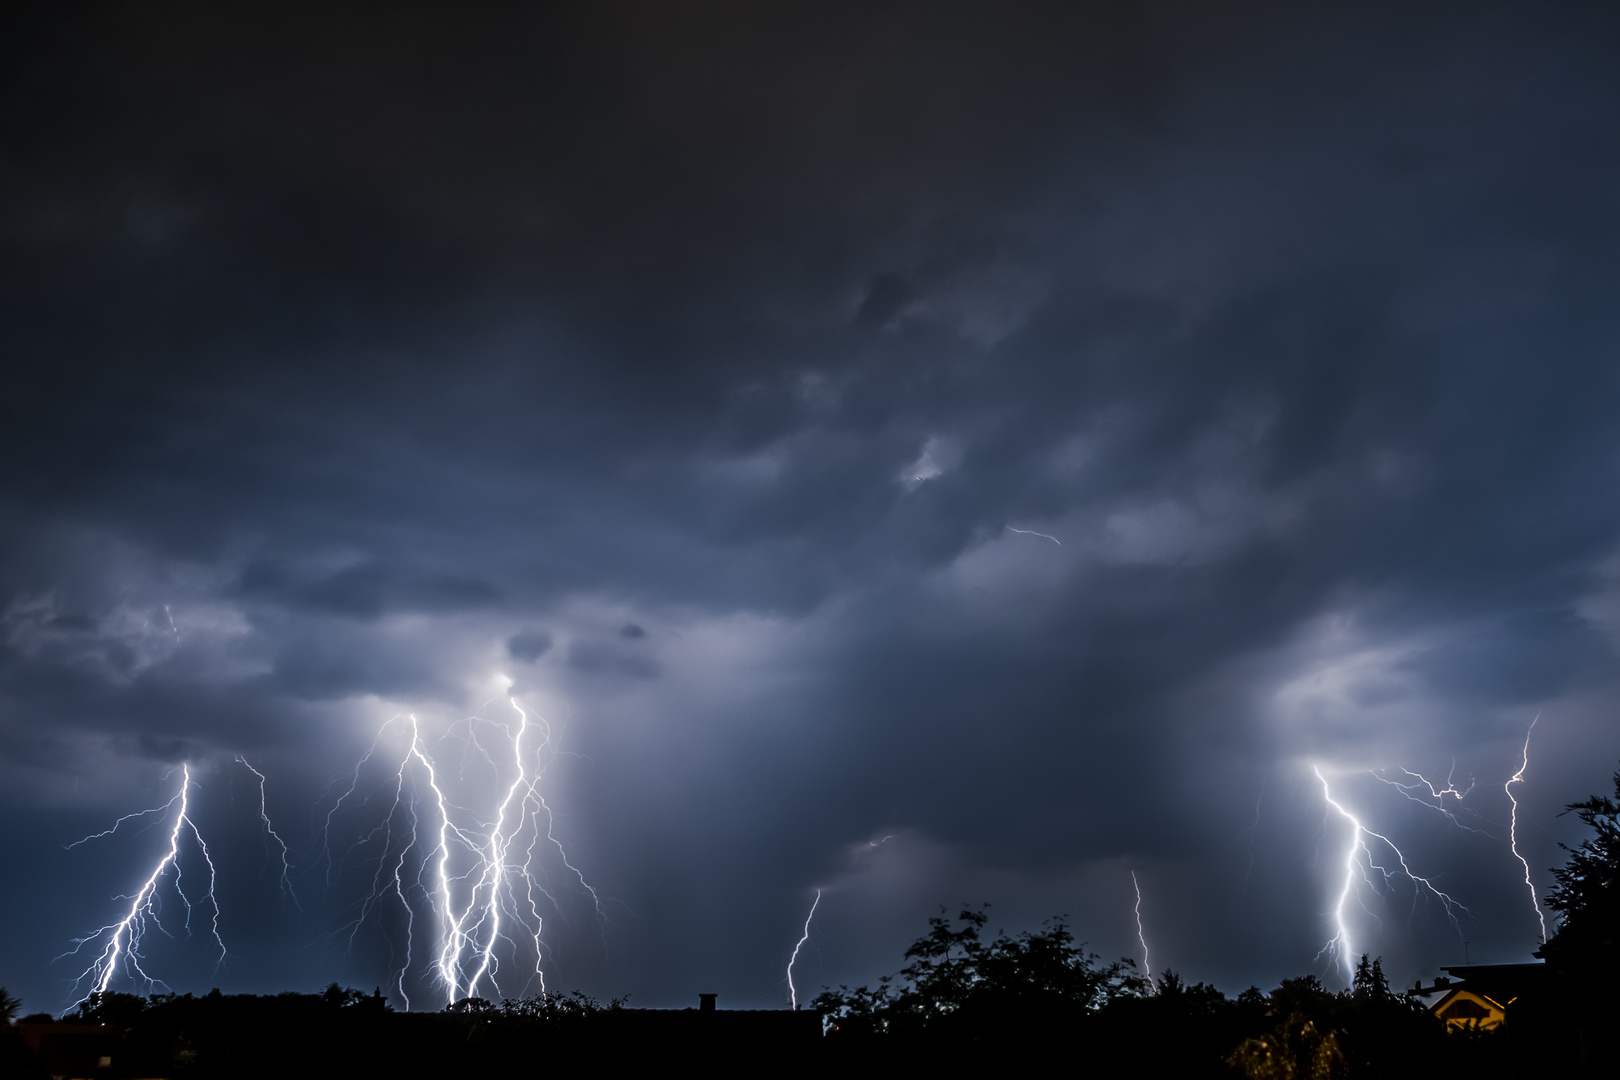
[3,972,1613,1080]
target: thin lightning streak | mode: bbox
[318,727,396,895]
[388,798,420,1011]
[787,889,821,1010]
[1313,765,1471,983]
[238,757,299,909]
[1131,871,1152,984]
[185,815,227,972]
[1371,764,1492,836]
[1506,714,1547,944]
[64,793,183,850]
[1396,762,1474,801]
[1005,525,1062,546]
[338,749,413,959]
[525,707,609,937]
[519,809,550,998]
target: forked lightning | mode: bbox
[320,698,605,1008]
[1314,765,1470,982]
[60,765,225,1004]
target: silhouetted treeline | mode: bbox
[4,985,631,1078]
[0,944,1604,1079]
[811,908,1601,1076]
[3,984,824,1078]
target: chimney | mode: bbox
[699,993,717,1013]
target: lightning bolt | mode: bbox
[786,889,820,1010]
[237,757,299,910]
[319,697,605,1008]
[1505,714,1547,944]
[1371,762,1492,836]
[1131,871,1152,984]
[59,765,226,1003]
[1005,525,1062,546]
[63,791,184,851]
[1313,765,1471,983]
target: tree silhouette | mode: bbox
[1543,763,1620,958]
[814,906,1143,1041]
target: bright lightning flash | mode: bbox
[1505,715,1547,944]
[60,765,226,1003]
[1131,871,1152,984]
[1314,765,1471,983]
[786,889,820,1010]
[321,698,604,1009]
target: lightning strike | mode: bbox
[1005,525,1062,546]
[1313,765,1471,984]
[319,697,605,1008]
[63,791,185,851]
[1394,762,1474,802]
[1371,762,1491,836]
[60,765,226,1003]
[1131,871,1152,984]
[786,889,820,1010]
[1505,714,1547,944]
[238,756,299,909]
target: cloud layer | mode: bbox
[5,2,1620,1011]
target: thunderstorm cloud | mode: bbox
[4,2,1620,1011]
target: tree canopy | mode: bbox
[813,906,1143,1040]
[1544,764,1620,957]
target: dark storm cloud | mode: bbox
[5,1,1620,1012]
[238,559,503,620]
[507,628,553,663]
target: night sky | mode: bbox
[5,2,1620,1015]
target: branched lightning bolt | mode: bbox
[60,765,226,1003]
[1397,761,1474,801]
[1371,762,1492,836]
[1313,765,1471,983]
[63,791,184,851]
[1505,714,1547,944]
[238,757,299,909]
[1005,525,1062,546]
[1131,871,1152,984]
[321,697,606,1008]
[787,889,820,1010]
